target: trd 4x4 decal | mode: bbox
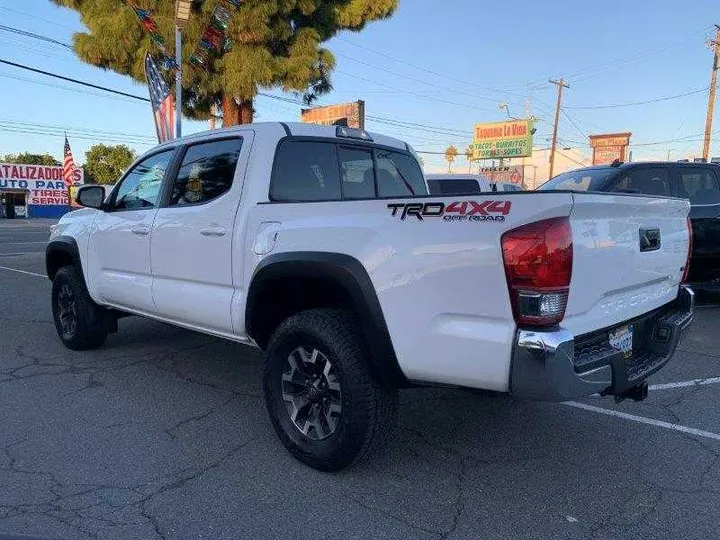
[387,201,511,221]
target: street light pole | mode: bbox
[175,25,182,138]
[174,0,193,139]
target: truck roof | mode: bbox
[153,121,409,152]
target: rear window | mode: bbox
[339,147,375,199]
[678,168,720,204]
[271,141,341,201]
[271,140,426,201]
[608,167,672,196]
[539,168,614,191]
[427,178,480,195]
[375,149,428,197]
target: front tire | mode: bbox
[263,309,398,471]
[51,266,107,350]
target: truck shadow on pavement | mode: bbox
[2,313,718,540]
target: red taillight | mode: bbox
[501,217,573,326]
[681,217,692,283]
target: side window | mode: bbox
[271,141,341,201]
[338,147,375,199]
[375,149,428,197]
[169,139,242,206]
[610,167,671,196]
[678,168,720,204]
[111,150,174,211]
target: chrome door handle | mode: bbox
[131,226,150,236]
[200,226,227,237]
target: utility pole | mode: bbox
[702,25,720,162]
[548,78,569,179]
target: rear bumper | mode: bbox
[510,285,694,401]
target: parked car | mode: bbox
[47,124,693,471]
[426,173,490,194]
[539,161,720,290]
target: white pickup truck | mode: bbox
[47,122,694,471]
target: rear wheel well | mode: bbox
[246,253,410,389]
[249,275,354,349]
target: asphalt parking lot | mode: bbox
[0,219,719,540]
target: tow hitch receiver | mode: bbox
[615,381,649,403]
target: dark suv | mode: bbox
[540,161,720,290]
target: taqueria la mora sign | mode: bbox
[472,119,534,159]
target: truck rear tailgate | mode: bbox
[563,193,691,337]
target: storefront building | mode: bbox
[0,162,84,218]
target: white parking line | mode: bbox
[650,377,720,391]
[0,265,46,278]
[562,401,720,442]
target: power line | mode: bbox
[564,27,715,84]
[0,72,145,105]
[336,69,497,113]
[560,108,588,139]
[556,149,589,167]
[0,58,150,101]
[336,37,535,99]
[0,118,156,142]
[0,125,154,146]
[565,87,709,110]
[254,93,472,138]
[0,6,77,30]
[0,38,77,64]
[334,51,525,107]
[2,57,476,145]
[0,24,72,49]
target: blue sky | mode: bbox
[0,0,718,172]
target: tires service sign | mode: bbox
[472,119,534,160]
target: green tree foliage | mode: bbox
[84,144,136,184]
[51,0,397,125]
[465,144,473,172]
[444,145,458,172]
[2,152,60,166]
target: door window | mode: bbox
[678,168,720,204]
[271,141,341,201]
[110,150,173,210]
[338,147,375,199]
[169,138,243,206]
[375,149,428,197]
[609,167,672,196]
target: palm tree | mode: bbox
[445,145,459,173]
[465,145,474,173]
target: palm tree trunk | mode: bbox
[222,95,254,126]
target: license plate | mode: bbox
[609,324,634,359]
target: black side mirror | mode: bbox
[76,185,106,209]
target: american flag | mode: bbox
[144,53,175,143]
[63,134,76,187]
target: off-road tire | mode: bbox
[263,309,398,471]
[51,266,108,350]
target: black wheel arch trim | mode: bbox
[46,235,82,281]
[246,251,410,389]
